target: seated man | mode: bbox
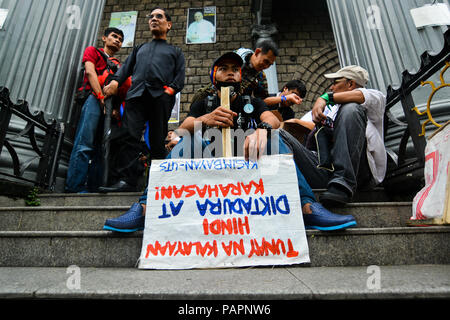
[264,79,306,121]
[103,52,356,232]
[264,79,314,144]
[281,65,386,207]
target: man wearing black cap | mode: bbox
[192,39,278,102]
[179,51,279,158]
[102,52,357,233]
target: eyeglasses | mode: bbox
[146,13,165,20]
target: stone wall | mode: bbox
[96,0,339,125]
[270,0,340,115]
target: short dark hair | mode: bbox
[150,6,172,21]
[255,38,279,56]
[104,27,124,39]
[283,79,306,98]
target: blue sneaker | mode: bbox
[103,203,145,232]
[303,202,356,231]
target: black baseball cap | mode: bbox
[210,52,243,84]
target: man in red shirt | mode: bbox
[65,27,125,193]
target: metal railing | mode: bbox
[383,29,449,186]
[0,86,65,191]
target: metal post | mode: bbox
[0,87,12,155]
[399,92,426,164]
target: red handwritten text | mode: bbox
[203,217,250,235]
[248,238,299,258]
[154,179,265,200]
[144,238,300,259]
[145,240,218,258]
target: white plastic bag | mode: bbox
[412,121,450,223]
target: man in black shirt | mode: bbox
[103,51,357,233]
[265,80,306,121]
[180,51,279,160]
[102,7,185,192]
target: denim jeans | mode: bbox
[138,130,317,207]
[280,103,371,195]
[65,95,104,193]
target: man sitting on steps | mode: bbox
[103,52,357,233]
[281,65,387,207]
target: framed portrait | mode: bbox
[186,6,216,44]
[109,11,138,48]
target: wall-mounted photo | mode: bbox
[186,7,216,44]
[109,11,138,47]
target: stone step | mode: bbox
[0,188,401,208]
[1,265,449,300]
[1,227,448,267]
[0,202,412,230]
[0,192,142,207]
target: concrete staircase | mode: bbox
[0,191,449,300]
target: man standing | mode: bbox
[283,65,386,207]
[102,7,185,192]
[65,27,124,193]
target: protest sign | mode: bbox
[138,154,310,269]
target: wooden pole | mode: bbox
[220,86,232,158]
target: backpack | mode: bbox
[74,48,121,105]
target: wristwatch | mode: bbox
[257,122,273,130]
[326,91,334,104]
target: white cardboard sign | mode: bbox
[138,154,310,269]
[410,4,450,28]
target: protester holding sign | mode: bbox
[103,52,356,233]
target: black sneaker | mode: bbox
[319,184,352,207]
[98,180,135,193]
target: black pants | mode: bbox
[110,90,175,187]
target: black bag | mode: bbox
[74,48,117,106]
[314,124,334,171]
